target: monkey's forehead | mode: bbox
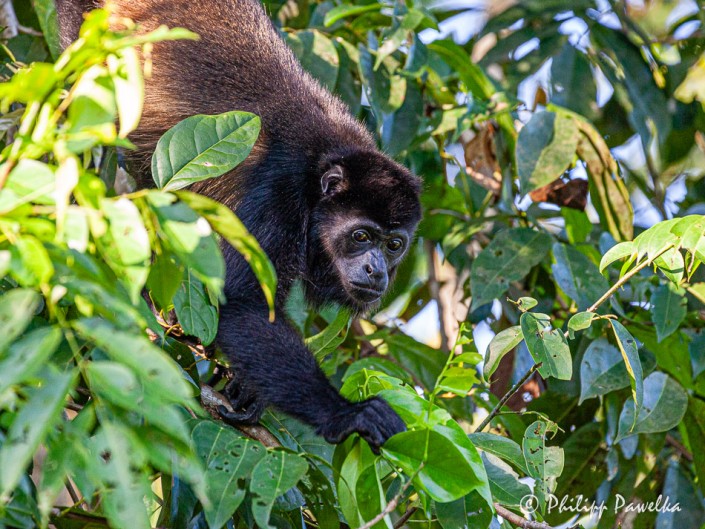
[320,196,422,233]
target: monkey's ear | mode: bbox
[321,165,344,195]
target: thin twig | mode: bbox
[666,433,693,462]
[475,363,541,433]
[64,480,81,505]
[494,504,552,529]
[358,467,422,529]
[393,506,417,528]
[17,24,42,36]
[584,246,671,314]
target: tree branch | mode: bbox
[494,504,553,529]
[584,245,671,314]
[199,384,280,448]
[474,363,541,433]
[358,468,420,529]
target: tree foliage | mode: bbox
[1,0,705,528]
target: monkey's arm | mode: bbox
[216,302,406,451]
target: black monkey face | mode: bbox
[306,149,422,310]
[321,213,413,305]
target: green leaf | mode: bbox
[567,311,597,338]
[382,428,486,503]
[482,453,531,508]
[85,362,142,409]
[470,228,552,310]
[591,25,671,149]
[336,439,377,528]
[358,45,406,117]
[484,326,523,379]
[517,111,579,194]
[579,338,652,404]
[0,326,63,395]
[0,366,75,498]
[683,396,705,495]
[516,297,538,311]
[176,191,277,319]
[152,111,260,191]
[0,160,55,213]
[191,420,267,529]
[323,3,382,26]
[651,283,687,342]
[148,192,225,296]
[0,289,42,353]
[146,251,183,310]
[656,459,705,529]
[633,218,680,263]
[550,43,596,118]
[427,40,495,99]
[599,241,634,272]
[250,451,309,529]
[174,268,218,346]
[438,366,480,396]
[74,318,194,404]
[286,30,339,90]
[10,235,54,287]
[520,312,572,380]
[551,243,609,311]
[375,10,426,69]
[609,320,644,425]
[522,421,563,514]
[381,80,423,156]
[89,423,152,529]
[305,309,350,360]
[108,47,143,137]
[671,215,705,262]
[101,197,151,304]
[615,372,688,442]
[468,432,528,475]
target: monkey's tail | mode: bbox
[55,0,101,49]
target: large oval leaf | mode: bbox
[152,111,260,191]
[615,372,688,442]
[382,429,484,502]
[470,228,552,310]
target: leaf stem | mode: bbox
[358,464,422,529]
[474,363,541,433]
[585,245,672,314]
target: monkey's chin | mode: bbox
[346,284,384,305]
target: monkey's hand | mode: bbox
[217,378,265,425]
[317,397,406,453]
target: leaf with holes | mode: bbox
[520,312,572,380]
[192,420,268,529]
[250,450,309,529]
[471,228,552,310]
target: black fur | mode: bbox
[55,0,422,450]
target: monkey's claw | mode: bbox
[217,401,264,426]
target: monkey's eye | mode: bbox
[387,238,403,252]
[352,230,371,243]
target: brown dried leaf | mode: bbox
[462,123,502,194]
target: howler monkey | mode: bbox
[56,0,422,451]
